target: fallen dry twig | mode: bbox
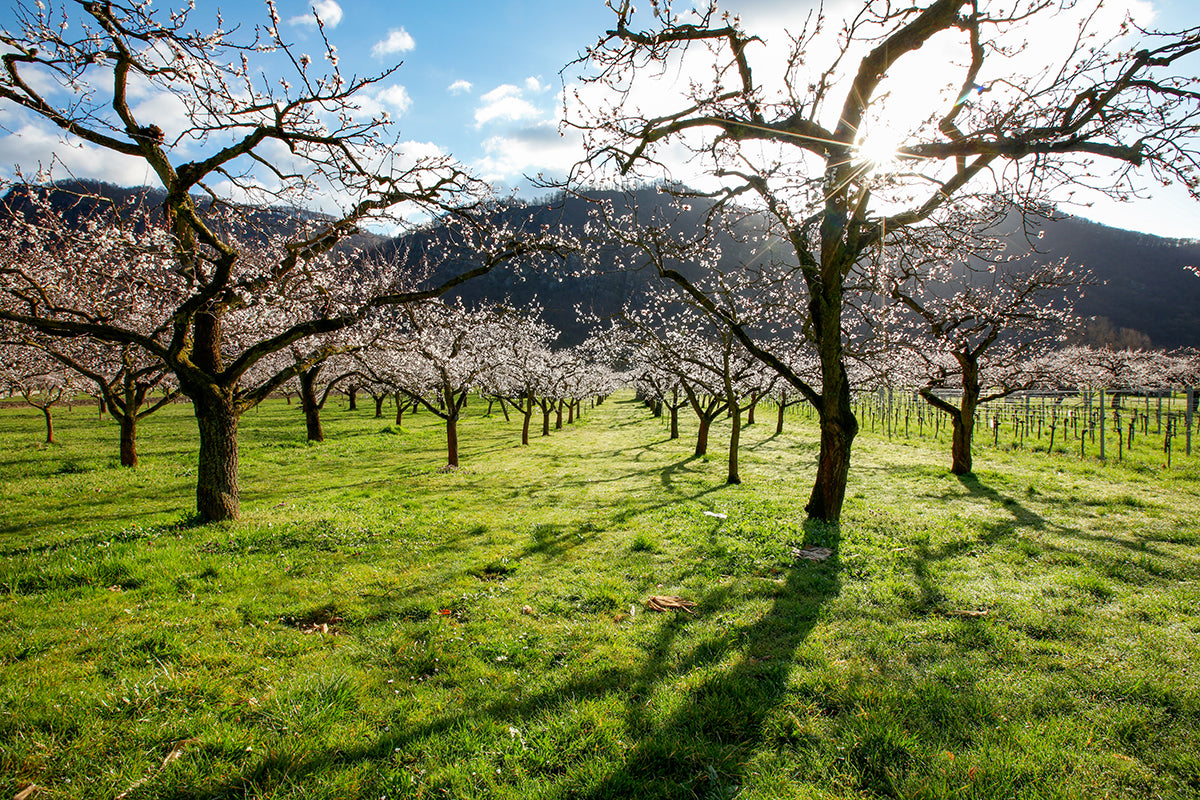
[646,595,697,614]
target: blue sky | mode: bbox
[0,0,1196,238]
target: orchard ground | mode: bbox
[1,393,1198,800]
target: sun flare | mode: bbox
[854,129,904,175]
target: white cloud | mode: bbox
[474,84,542,127]
[0,121,151,186]
[376,85,413,116]
[371,27,416,58]
[524,76,550,94]
[351,84,413,122]
[448,80,473,95]
[472,121,583,184]
[289,0,344,29]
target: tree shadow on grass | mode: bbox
[954,473,1047,530]
[192,521,842,799]
[577,521,841,799]
[516,521,601,559]
[895,473,1197,629]
[659,454,703,492]
[949,473,1191,569]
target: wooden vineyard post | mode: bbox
[887,386,894,440]
[1099,389,1106,460]
[1187,387,1194,457]
[1166,417,1173,468]
[1025,395,1031,444]
[1085,390,1092,443]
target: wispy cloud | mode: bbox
[473,121,582,184]
[524,76,550,94]
[372,27,416,58]
[448,80,473,95]
[353,84,413,121]
[474,83,543,127]
[288,0,343,28]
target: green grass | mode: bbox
[1,394,1199,799]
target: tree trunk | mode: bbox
[950,410,975,475]
[42,406,53,444]
[299,368,323,442]
[951,355,981,475]
[194,393,240,522]
[802,266,858,522]
[807,403,856,521]
[727,405,741,484]
[395,392,404,426]
[695,415,710,456]
[375,395,384,417]
[747,399,757,425]
[776,396,786,435]
[119,413,137,467]
[669,405,679,439]
[542,404,551,436]
[806,349,857,522]
[347,384,357,411]
[555,400,564,430]
[522,394,533,445]
[446,415,459,468]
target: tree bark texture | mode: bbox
[950,410,975,475]
[695,416,710,456]
[950,356,981,475]
[299,368,324,442]
[194,393,240,522]
[521,394,533,445]
[446,416,459,468]
[119,413,137,467]
[803,266,858,522]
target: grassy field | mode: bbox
[2,393,1198,799]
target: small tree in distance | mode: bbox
[869,201,1090,475]
[0,339,85,445]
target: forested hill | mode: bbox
[7,181,1198,348]
[363,189,753,346]
[1019,214,1200,349]
[380,190,1200,349]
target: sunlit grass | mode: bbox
[1,393,1198,799]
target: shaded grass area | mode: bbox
[1,395,1199,799]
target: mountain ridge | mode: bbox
[6,181,1197,349]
